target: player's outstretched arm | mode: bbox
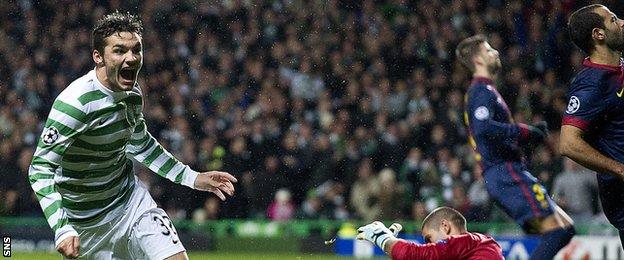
[466,90,546,145]
[127,120,238,199]
[357,222,440,260]
[127,120,200,186]
[560,125,624,180]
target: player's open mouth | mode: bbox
[119,67,136,84]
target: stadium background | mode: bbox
[1,0,623,259]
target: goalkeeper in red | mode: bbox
[357,207,503,259]
[457,35,575,259]
[28,12,237,259]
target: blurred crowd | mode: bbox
[1,0,616,224]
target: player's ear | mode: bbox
[93,49,104,66]
[441,220,451,235]
[592,27,605,41]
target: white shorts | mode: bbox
[129,208,185,259]
[72,180,186,259]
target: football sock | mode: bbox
[529,226,575,260]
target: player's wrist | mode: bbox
[382,237,400,255]
[55,225,78,248]
[181,167,199,189]
[517,123,530,140]
[376,233,394,249]
[612,164,624,179]
[519,123,545,143]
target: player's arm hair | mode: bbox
[560,125,624,178]
[383,237,401,255]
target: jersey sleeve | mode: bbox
[126,118,198,188]
[561,78,605,132]
[465,87,530,143]
[28,98,90,246]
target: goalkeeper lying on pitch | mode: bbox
[357,207,504,260]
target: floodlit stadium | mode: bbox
[1,1,624,259]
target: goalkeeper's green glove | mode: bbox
[356,221,400,249]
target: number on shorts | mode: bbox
[153,215,179,244]
[532,184,549,209]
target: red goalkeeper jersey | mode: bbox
[390,232,503,260]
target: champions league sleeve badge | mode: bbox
[566,96,580,114]
[42,126,60,145]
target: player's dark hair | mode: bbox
[422,207,467,232]
[455,34,488,72]
[568,4,606,54]
[92,11,143,53]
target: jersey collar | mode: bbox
[471,76,494,85]
[582,57,622,72]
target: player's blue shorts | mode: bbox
[483,161,555,233]
[597,176,624,231]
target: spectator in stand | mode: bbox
[552,158,599,223]
[377,168,407,220]
[267,188,295,221]
[350,159,381,222]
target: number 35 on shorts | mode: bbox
[152,214,180,244]
[129,208,186,259]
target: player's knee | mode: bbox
[528,213,573,234]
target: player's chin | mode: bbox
[117,76,136,90]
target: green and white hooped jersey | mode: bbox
[28,70,198,244]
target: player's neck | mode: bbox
[589,47,622,67]
[472,67,496,81]
[95,66,116,92]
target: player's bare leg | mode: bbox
[165,251,189,260]
[539,206,574,232]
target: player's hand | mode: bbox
[389,222,403,236]
[527,123,547,144]
[194,171,238,200]
[356,221,395,249]
[56,236,79,259]
[534,121,549,137]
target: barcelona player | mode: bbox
[560,4,624,245]
[457,35,575,259]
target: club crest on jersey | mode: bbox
[474,106,489,121]
[42,126,59,145]
[125,104,142,125]
[566,96,580,114]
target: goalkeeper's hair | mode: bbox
[92,11,143,53]
[455,34,487,72]
[568,4,605,54]
[422,207,467,232]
